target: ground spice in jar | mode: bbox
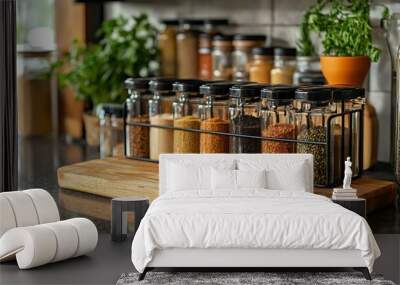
[200,118,229,153]
[297,126,327,185]
[149,114,174,160]
[173,116,200,153]
[126,115,150,158]
[230,115,261,153]
[262,123,295,153]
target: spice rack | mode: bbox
[123,102,364,188]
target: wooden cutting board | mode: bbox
[57,158,159,201]
[57,157,397,213]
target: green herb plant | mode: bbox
[53,14,159,111]
[297,0,389,62]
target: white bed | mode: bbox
[131,154,380,281]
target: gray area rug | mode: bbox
[116,272,396,285]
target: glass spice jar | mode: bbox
[295,86,339,186]
[199,82,239,153]
[270,47,297,85]
[330,85,365,179]
[229,83,266,153]
[232,34,266,81]
[172,79,204,153]
[99,104,112,159]
[260,86,297,153]
[248,46,274,83]
[212,34,234,80]
[293,56,325,85]
[109,104,124,158]
[124,78,151,159]
[198,33,213,80]
[159,19,179,77]
[148,79,176,160]
[198,19,229,80]
[176,19,203,78]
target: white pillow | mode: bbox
[237,158,310,192]
[211,169,267,190]
[167,160,235,191]
[266,163,307,192]
[211,169,236,190]
[237,169,267,189]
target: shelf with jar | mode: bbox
[118,78,365,188]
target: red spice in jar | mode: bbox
[261,123,295,153]
[200,118,230,153]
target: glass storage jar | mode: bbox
[199,81,239,153]
[212,34,233,80]
[270,47,297,84]
[124,78,151,159]
[293,56,325,85]
[232,34,266,81]
[159,19,179,77]
[172,79,204,153]
[176,19,202,78]
[295,86,339,186]
[198,33,213,80]
[148,79,176,160]
[248,46,274,83]
[198,19,229,80]
[330,86,365,179]
[99,104,112,159]
[260,86,296,153]
[229,83,266,153]
[109,104,124,158]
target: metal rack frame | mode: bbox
[122,103,364,188]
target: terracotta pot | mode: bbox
[320,56,370,86]
[83,112,100,147]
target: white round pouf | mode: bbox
[66,218,98,257]
[0,226,57,269]
[0,189,98,269]
[42,221,79,262]
[24,189,60,223]
[1,192,39,227]
[0,196,17,237]
[0,218,98,269]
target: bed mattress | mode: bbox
[131,190,380,273]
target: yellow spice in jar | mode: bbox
[149,114,174,160]
[174,116,200,153]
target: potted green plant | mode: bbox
[53,14,159,146]
[298,0,388,86]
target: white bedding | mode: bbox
[131,190,380,273]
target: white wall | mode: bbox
[105,0,400,163]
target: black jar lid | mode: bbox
[212,34,234,41]
[233,34,266,41]
[160,19,180,26]
[203,18,229,26]
[261,85,297,100]
[172,79,204,93]
[252,46,274,56]
[274,47,297,57]
[295,86,332,102]
[297,72,326,85]
[230,83,269,99]
[179,19,204,26]
[149,79,176,92]
[124,78,151,91]
[200,81,252,97]
[106,104,123,118]
[329,85,365,100]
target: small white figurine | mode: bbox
[343,157,352,189]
